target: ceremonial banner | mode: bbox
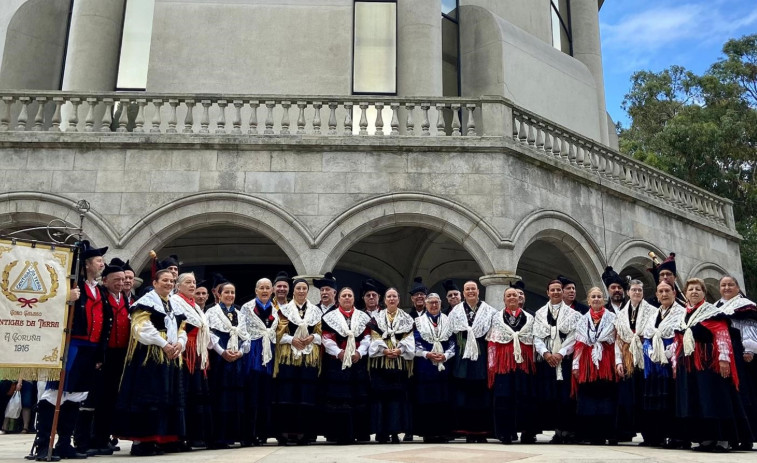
[0,239,72,380]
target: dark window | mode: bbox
[550,0,572,56]
[442,0,459,97]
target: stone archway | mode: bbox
[609,239,666,300]
[687,261,730,302]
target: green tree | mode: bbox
[619,34,757,296]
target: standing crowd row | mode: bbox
[30,245,757,459]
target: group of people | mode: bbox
[29,246,757,460]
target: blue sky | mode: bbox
[599,0,757,127]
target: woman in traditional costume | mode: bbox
[367,288,415,443]
[532,280,581,444]
[448,281,498,442]
[717,275,757,450]
[412,293,456,442]
[572,286,618,445]
[239,278,279,445]
[320,287,372,444]
[113,269,187,457]
[205,281,249,448]
[674,278,745,452]
[487,287,538,444]
[170,273,213,449]
[272,278,322,445]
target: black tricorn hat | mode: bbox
[158,254,180,270]
[314,272,337,290]
[408,276,428,296]
[274,271,291,285]
[79,240,108,260]
[109,257,133,273]
[601,266,627,290]
[361,278,381,297]
[557,275,575,287]
[657,253,677,276]
[211,272,229,289]
[509,280,525,291]
[101,264,124,278]
[442,279,460,293]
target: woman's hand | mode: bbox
[744,352,754,363]
[163,343,181,360]
[291,337,306,351]
[572,369,579,380]
[615,364,625,377]
[221,349,241,362]
[351,352,361,364]
[719,360,731,378]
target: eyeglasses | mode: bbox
[629,288,643,292]
[659,271,674,277]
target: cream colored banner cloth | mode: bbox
[0,239,72,380]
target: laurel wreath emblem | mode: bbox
[1,261,58,308]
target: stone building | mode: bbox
[0,0,741,306]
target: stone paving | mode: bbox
[0,433,754,463]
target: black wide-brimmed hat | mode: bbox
[408,276,428,296]
[601,266,626,290]
[109,257,133,273]
[79,240,108,260]
[442,279,460,294]
[314,272,337,290]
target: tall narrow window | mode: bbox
[353,1,397,94]
[442,0,459,97]
[550,0,572,56]
[116,0,155,90]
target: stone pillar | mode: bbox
[479,272,521,308]
[61,0,126,91]
[569,0,609,145]
[397,0,443,97]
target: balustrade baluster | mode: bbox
[183,100,195,133]
[421,103,430,136]
[33,97,47,131]
[16,97,30,131]
[512,115,520,140]
[296,101,307,135]
[544,132,553,153]
[436,103,446,136]
[133,99,146,133]
[465,104,476,136]
[0,96,13,131]
[199,100,211,134]
[83,98,96,132]
[517,118,527,143]
[216,100,228,134]
[551,134,561,156]
[100,99,113,132]
[231,100,243,135]
[343,102,353,136]
[575,145,585,165]
[327,102,337,135]
[280,101,291,135]
[390,103,399,136]
[526,119,535,145]
[567,141,577,163]
[248,101,259,134]
[358,102,369,135]
[47,97,62,132]
[560,138,569,161]
[150,99,163,133]
[68,98,81,132]
[264,101,275,135]
[375,102,384,136]
[406,103,415,136]
[535,125,544,150]
[312,102,322,135]
[166,100,178,133]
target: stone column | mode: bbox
[569,0,609,145]
[397,0,443,97]
[479,272,521,308]
[61,0,126,91]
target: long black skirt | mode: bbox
[534,357,575,432]
[491,370,538,440]
[182,365,213,445]
[575,380,618,442]
[113,345,185,443]
[369,366,409,436]
[412,361,451,438]
[273,363,319,437]
[207,351,249,445]
[319,356,370,443]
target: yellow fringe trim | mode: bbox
[367,331,413,378]
[125,310,184,368]
[0,367,61,382]
[273,319,323,377]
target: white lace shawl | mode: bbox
[533,302,580,380]
[239,300,279,366]
[369,309,415,360]
[322,308,371,370]
[279,299,322,358]
[575,310,617,369]
[679,301,732,358]
[486,310,534,364]
[415,313,454,371]
[615,299,657,369]
[136,290,180,344]
[170,293,211,370]
[644,303,685,365]
[448,301,498,361]
[206,303,250,353]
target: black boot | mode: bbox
[34,401,61,462]
[54,402,87,459]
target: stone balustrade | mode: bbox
[0,91,734,231]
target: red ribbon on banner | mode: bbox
[17,297,38,308]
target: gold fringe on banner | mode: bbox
[0,367,62,382]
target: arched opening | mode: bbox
[139,224,295,305]
[618,258,657,301]
[516,239,591,312]
[331,226,483,309]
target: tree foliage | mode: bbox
[619,34,757,296]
